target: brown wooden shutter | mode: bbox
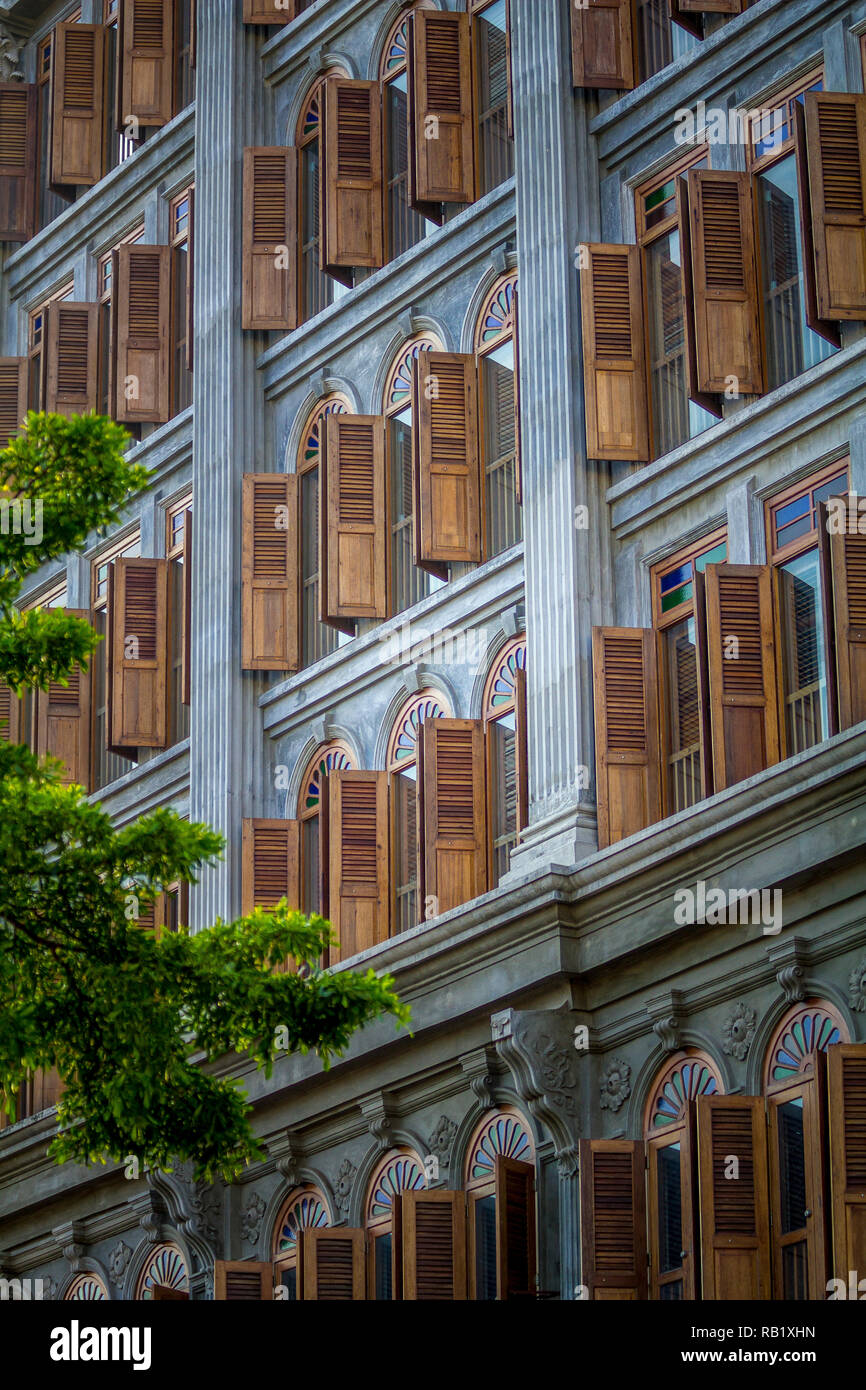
[495,1156,536,1300]
[579,244,649,462]
[151,1286,189,1300]
[112,244,170,423]
[829,506,866,730]
[413,350,481,565]
[300,1228,366,1300]
[579,1139,647,1299]
[767,1054,830,1300]
[120,0,174,128]
[647,1107,700,1300]
[136,894,166,937]
[828,1043,866,1282]
[110,557,169,748]
[704,564,780,791]
[675,176,724,419]
[320,413,386,624]
[241,818,301,916]
[0,678,21,744]
[321,79,384,277]
[514,663,529,834]
[803,92,866,321]
[571,0,636,92]
[0,83,37,242]
[36,609,92,790]
[408,9,475,208]
[591,627,661,850]
[0,358,27,447]
[50,22,105,188]
[214,1261,273,1301]
[687,169,762,395]
[185,185,195,371]
[326,770,389,966]
[182,507,192,705]
[42,302,99,416]
[673,0,742,15]
[242,148,297,332]
[793,101,841,348]
[420,717,487,916]
[696,1095,771,1300]
[400,1191,467,1300]
[241,473,299,671]
[243,0,295,22]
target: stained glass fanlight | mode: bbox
[476,272,517,351]
[301,397,349,468]
[467,1111,533,1183]
[301,84,321,139]
[764,1001,847,1089]
[384,17,409,72]
[303,746,353,812]
[647,1054,722,1131]
[367,1151,426,1221]
[385,336,440,413]
[137,1244,189,1301]
[389,695,446,765]
[274,1190,331,1255]
[486,640,526,712]
[65,1274,108,1300]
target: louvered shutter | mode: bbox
[136,894,166,937]
[828,503,866,730]
[675,177,723,419]
[412,350,481,565]
[579,1139,647,1299]
[36,609,92,790]
[241,819,301,916]
[696,1095,771,1299]
[767,1054,829,1300]
[214,1261,273,1301]
[182,507,192,705]
[0,358,27,447]
[793,99,841,348]
[571,0,636,92]
[704,564,780,791]
[112,244,170,423]
[400,1191,467,1300]
[803,92,866,321]
[241,473,299,671]
[408,10,475,208]
[243,0,295,21]
[0,678,21,743]
[109,558,169,748]
[42,302,99,416]
[242,148,297,332]
[647,1103,700,1300]
[320,414,386,624]
[579,244,649,462]
[495,1156,536,1300]
[687,170,762,395]
[120,0,174,128]
[326,770,389,966]
[591,627,661,850]
[321,79,384,277]
[419,718,487,916]
[0,83,36,241]
[828,1044,866,1282]
[50,22,105,187]
[300,1228,366,1300]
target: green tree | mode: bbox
[0,413,408,1180]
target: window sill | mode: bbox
[88,737,190,825]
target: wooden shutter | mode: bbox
[591,627,661,850]
[50,23,105,187]
[0,678,21,744]
[0,83,37,241]
[687,169,762,395]
[828,1043,866,1281]
[243,0,295,22]
[0,358,27,447]
[413,350,481,565]
[182,507,192,705]
[400,1191,467,1300]
[829,506,866,730]
[214,1261,273,1300]
[647,1106,700,1300]
[803,92,866,321]
[696,1095,771,1300]
[579,244,649,462]
[300,1228,366,1300]
[767,1054,830,1301]
[112,244,170,423]
[185,185,195,371]
[495,1156,536,1300]
[36,610,91,790]
[408,10,475,208]
[136,894,166,938]
[579,1139,646,1299]
[571,0,636,92]
[420,718,487,916]
[120,0,174,128]
[242,148,297,332]
[320,413,386,624]
[241,818,301,916]
[673,0,742,15]
[42,302,99,416]
[326,770,389,966]
[704,564,780,791]
[109,557,169,748]
[675,176,723,419]
[151,1286,189,1300]
[321,79,384,277]
[241,473,299,671]
[793,100,841,348]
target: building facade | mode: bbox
[1,0,865,1301]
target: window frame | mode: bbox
[89,527,141,791]
[169,187,194,418]
[386,690,450,933]
[464,1106,535,1302]
[383,333,443,617]
[765,457,849,567]
[470,0,514,198]
[296,739,354,918]
[28,281,75,413]
[295,68,349,325]
[96,222,145,422]
[165,492,192,746]
[482,635,526,887]
[296,393,351,668]
[364,1147,427,1301]
[474,270,520,560]
[272,1186,332,1300]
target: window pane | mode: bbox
[777,1098,807,1235]
[663,618,702,812]
[778,549,828,754]
[386,80,427,259]
[91,609,136,791]
[483,345,521,558]
[390,415,429,613]
[489,714,517,884]
[168,558,189,746]
[302,816,320,916]
[173,244,193,414]
[393,769,417,932]
[38,79,74,229]
[374,1233,392,1301]
[474,1195,497,1301]
[301,467,338,666]
[302,140,334,320]
[656,1142,683,1276]
[645,230,715,457]
[476,0,513,195]
[637,0,699,83]
[279,1266,297,1301]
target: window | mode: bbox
[97,225,144,422]
[170,189,193,415]
[380,5,436,261]
[166,496,191,747]
[272,1188,331,1301]
[174,0,196,114]
[297,742,353,917]
[135,1244,189,1300]
[64,1275,109,1300]
[36,19,80,231]
[464,1108,535,1300]
[103,0,141,171]
[365,1149,427,1300]
[383,335,444,615]
[386,691,448,933]
[90,530,141,792]
[296,72,349,324]
[483,637,526,886]
[17,580,67,754]
[28,283,74,413]
[635,0,699,84]
[471,0,513,195]
[297,394,350,667]
[474,271,521,557]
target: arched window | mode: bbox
[483,637,526,886]
[296,393,351,667]
[380,3,436,260]
[469,0,514,195]
[383,334,444,615]
[386,691,449,932]
[475,271,521,558]
[135,1243,189,1300]
[464,1107,535,1300]
[65,1274,109,1300]
[296,70,350,324]
[366,1148,427,1300]
[272,1186,332,1300]
[297,740,354,915]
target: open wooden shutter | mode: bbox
[112,244,170,423]
[696,1095,771,1299]
[182,507,192,705]
[647,1106,700,1300]
[571,0,636,92]
[321,79,384,278]
[242,148,297,332]
[326,771,389,965]
[243,0,295,21]
[687,169,762,395]
[241,818,301,915]
[591,627,661,850]
[495,1156,536,1300]
[828,1043,866,1282]
[0,678,21,744]
[579,1139,647,1299]
[829,505,866,730]
[420,718,487,916]
[241,473,299,671]
[675,176,723,419]
[412,350,481,565]
[320,413,386,624]
[120,0,174,128]
[793,101,841,348]
[704,564,780,791]
[0,358,27,447]
[214,1261,273,1300]
[50,22,105,187]
[767,1054,830,1300]
[400,1191,467,1300]
[803,92,866,321]
[579,244,649,462]
[300,1228,366,1300]
[109,557,169,748]
[0,83,37,241]
[408,9,475,208]
[36,610,91,790]
[42,302,99,416]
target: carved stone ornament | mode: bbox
[108,1241,132,1285]
[493,1007,582,1173]
[849,959,866,1013]
[335,1158,356,1215]
[41,1275,58,1301]
[427,1115,458,1172]
[599,1057,631,1113]
[721,1002,757,1061]
[241,1193,266,1247]
[0,24,24,82]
